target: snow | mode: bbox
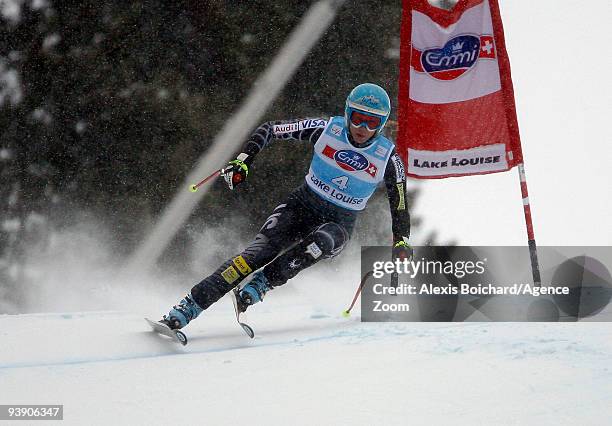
[3,258,612,425]
[0,60,22,106]
[2,302,611,425]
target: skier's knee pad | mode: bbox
[311,222,349,259]
[262,222,349,288]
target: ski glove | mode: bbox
[393,238,414,262]
[222,156,249,190]
[390,238,413,288]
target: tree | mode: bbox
[1,1,435,310]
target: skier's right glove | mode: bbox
[222,155,249,190]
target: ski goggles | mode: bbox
[349,110,383,131]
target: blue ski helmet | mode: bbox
[344,83,391,136]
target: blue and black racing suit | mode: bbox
[190,117,410,310]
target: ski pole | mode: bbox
[189,169,223,192]
[189,166,245,192]
[342,271,373,317]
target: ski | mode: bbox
[230,288,255,339]
[144,317,188,346]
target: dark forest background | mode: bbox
[1,1,437,311]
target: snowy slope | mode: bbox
[4,247,612,425]
[2,294,611,426]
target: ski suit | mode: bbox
[190,117,410,310]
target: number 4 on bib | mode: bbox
[331,175,349,190]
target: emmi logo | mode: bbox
[416,34,489,81]
[422,35,480,79]
[334,150,369,172]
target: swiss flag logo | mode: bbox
[479,36,496,59]
[365,163,378,177]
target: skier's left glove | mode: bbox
[222,154,249,190]
[390,237,413,288]
[393,237,414,262]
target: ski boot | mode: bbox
[161,294,203,330]
[236,271,272,313]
